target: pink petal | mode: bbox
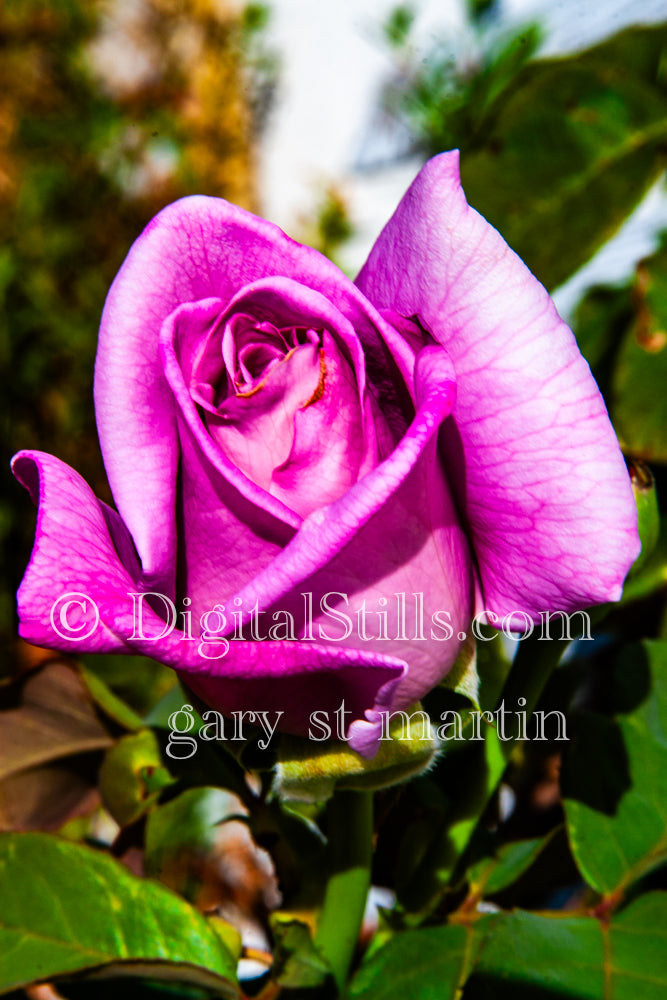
[356,151,639,619]
[11,451,142,653]
[10,452,408,752]
[212,347,461,617]
[95,198,416,595]
[175,644,407,758]
[209,345,474,713]
[164,279,387,520]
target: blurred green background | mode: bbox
[1,0,269,662]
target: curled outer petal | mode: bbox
[356,151,639,620]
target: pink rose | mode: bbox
[12,152,639,756]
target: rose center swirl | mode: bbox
[181,277,382,518]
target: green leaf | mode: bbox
[269,915,331,989]
[609,893,667,999]
[572,233,667,464]
[423,626,511,749]
[0,760,100,834]
[468,828,560,897]
[612,237,667,461]
[143,681,201,728]
[627,461,660,576]
[345,924,475,1000]
[0,661,112,832]
[145,787,248,901]
[79,664,144,732]
[348,897,667,998]
[469,909,604,997]
[208,917,243,966]
[460,24,667,290]
[83,655,177,717]
[0,832,239,996]
[563,640,667,895]
[0,661,112,781]
[99,730,174,827]
[467,895,667,999]
[620,549,667,605]
[572,281,634,373]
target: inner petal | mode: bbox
[237,340,285,385]
[182,277,389,518]
[206,339,323,492]
[222,314,292,392]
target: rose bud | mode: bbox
[12,152,639,758]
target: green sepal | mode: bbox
[274,705,440,803]
[440,633,480,709]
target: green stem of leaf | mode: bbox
[314,789,373,994]
[450,633,567,878]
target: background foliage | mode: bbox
[1,2,667,998]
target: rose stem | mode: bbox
[314,788,373,994]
